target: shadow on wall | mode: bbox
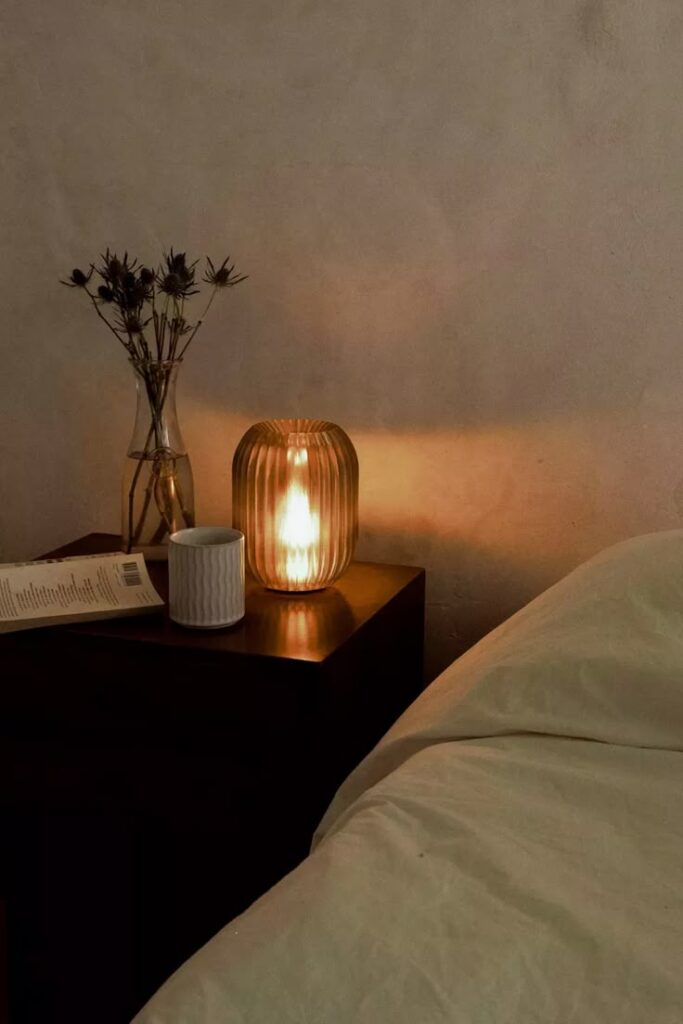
[357,524,589,684]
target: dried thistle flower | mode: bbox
[61,267,92,288]
[61,246,246,364]
[96,250,137,285]
[157,249,200,299]
[203,256,249,288]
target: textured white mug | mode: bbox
[168,527,245,629]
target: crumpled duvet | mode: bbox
[134,530,683,1023]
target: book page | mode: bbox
[0,551,164,633]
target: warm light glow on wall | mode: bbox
[232,419,358,592]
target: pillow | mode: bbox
[318,529,683,837]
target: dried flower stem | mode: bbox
[177,287,217,360]
[85,289,132,354]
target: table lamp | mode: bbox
[232,418,358,591]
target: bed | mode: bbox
[133,529,683,1023]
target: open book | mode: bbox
[0,550,164,633]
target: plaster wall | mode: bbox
[2,0,683,678]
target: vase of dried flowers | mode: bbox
[62,248,246,559]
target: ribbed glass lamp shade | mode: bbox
[232,419,359,592]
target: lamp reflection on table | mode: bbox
[244,582,356,661]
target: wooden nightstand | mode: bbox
[1,534,425,1023]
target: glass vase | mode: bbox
[122,358,195,560]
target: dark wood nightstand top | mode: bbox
[43,533,425,664]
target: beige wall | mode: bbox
[3,0,683,678]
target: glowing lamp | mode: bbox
[232,419,358,592]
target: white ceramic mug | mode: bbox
[168,527,245,629]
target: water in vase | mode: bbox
[122,449,194,560]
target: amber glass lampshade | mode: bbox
[232,418,358,592]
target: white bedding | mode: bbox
[134,530,683,1023]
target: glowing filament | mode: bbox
[278,482,320,584]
